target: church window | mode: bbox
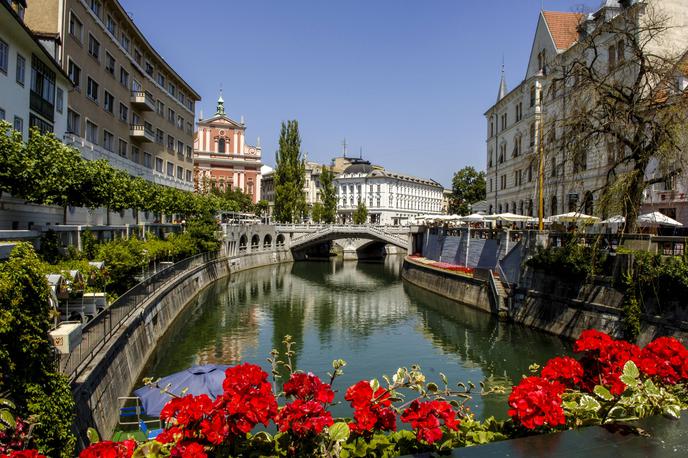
[218,138,226,153]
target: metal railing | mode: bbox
[59,251,221,380]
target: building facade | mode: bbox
[24,0,200,194]
[260,160,328,220]
[0,0,71,139]
[193,95,262,203]
[334,159,443,225]
[485,0,688,223]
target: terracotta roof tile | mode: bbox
[543,11,585,50]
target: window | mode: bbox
[130,145,139,163]
[217,137,226,153]
[177,140,183,154]
[530,123,536,147]
[89,0,101,17]
[120,33,130,52]
[186,145,192,158]
[155,129,163,144]
[68,59,81,87]
[30,55,56,121]
[67,109,80,135]
[177,166,183,179]
[528,164,533,182]
[106,15,116,35]
[168,83,176,97]
[186,170,192,182]
[186,122,193,135]
[167,108,175,123]
[500,174,506,190]
[551,157,557,177]
[530,84,536,107]
[167,135,174,151]
[69,12,83,42]
[86,120,98,143]
[118,139,127,157]
[156,100,164,116]
[157,72,165,87]
[105,52,115,74]
[16,54,25,85]
[167,162,174,177]
[134,49,142,65]
[102,130,114,151]
[177,115,183,129]
[144,152,152,168]
[155,157,163,172]
[131,79,142,92]
[88,34,100,60]
[87,77,99,102]
[102,91,114,114]
[608,45,616,72]
[145,61,154,76]
[617,40,625,64]
[501,113,507,131]
[0,39,7,75]
[13,116,23,133]
[119,103,128,122]
[119,68,129,87]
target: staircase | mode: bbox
[488,270,510,319]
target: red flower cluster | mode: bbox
[400,400,459,444]
[0,417,30,456]
[169,441,207,458]
[430,261,474,275]
[637,337,688,384]
[344,381,396,434]
[78,440,136,458]
[275,400,334,437]
[1,452,47,458]
[541,356,583,387]
[574,330,641,395]
[283,373,335,404]
[161,394,213,428]
[507,376,566,430]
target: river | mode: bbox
[139,256,569,419]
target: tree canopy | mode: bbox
[353,201,368,224]
[450,166,486,215]
[319,166,337,223]
[274,121,306,223]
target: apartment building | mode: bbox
[24,0,200,195]
[485,0,688,223]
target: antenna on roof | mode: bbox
[359,146,363,159]
[342,138,348,157]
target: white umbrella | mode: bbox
[600,215,625,224]
[484,212,531,222]
[461,213,485,222]
[637,211,682,227]
[550,212,600,224]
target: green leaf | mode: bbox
[329,422,350,443]
[579,394,601,412]
[643,379,660,396]
[0,399,16,410]
[370,378,380,393]
[593,385,614,401]
[622,360,640,380]
[427,382,439,393]
[663,405,681,419]
[0,410,16,431]
[620,375,638,387]
[87,427,100,445]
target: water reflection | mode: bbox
[140,257,568,419]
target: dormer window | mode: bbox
[537,49,547,75]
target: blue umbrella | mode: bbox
[134,365,229,417]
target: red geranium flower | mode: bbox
[574,331,642,395]
[275,400,334,437]
[574,329,613,353]
[170,441,207,458]
[541,356,584,387]
[79,440,137,458]
[400,400,459,444]
[344,380,397,434]
[508,376,566,430]
[638,337,688,384]
[283,372,335,404]
[1,451,47,458]
[160,394,213,427]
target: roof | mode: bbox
[344,162,375,174]
[542,11,585,50]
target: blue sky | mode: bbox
[121,0,601,188]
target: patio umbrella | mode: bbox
[134,365,229,417]
[550,212,600,224]
[601,215,625,224]
[461,213,485,223]
[484,213,531,222]
[637,211,683,227]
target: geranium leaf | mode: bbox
[329,422,350,443]
[593,385,614,401]
[579,395,601,412]
[622,361,640,380]
[87,427,100,444]
[663,405,681,419]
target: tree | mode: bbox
[311,202,324,223]
[450,166,486,215]
[353,200,368,224]
[554,1,688,232]
[319,166,337,223]
[274,121,306,223]
[255,200,270,217]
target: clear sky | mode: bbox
[120,0,601,188]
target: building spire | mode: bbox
[216,88,225,116]
[497,62,508,102]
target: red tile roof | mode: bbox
[543,11,585,50]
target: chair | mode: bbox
[139,420,163,440]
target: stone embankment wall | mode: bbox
[401,258,494,314]
[72,250,294,449]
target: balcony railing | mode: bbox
[130,91,155,111]
[129,124,155,142]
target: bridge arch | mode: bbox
[263,234,272,249]
[286,226,408,252]
[251,234,260,250]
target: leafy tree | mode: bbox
[311,202,324,223]
[353,201,368,224]
[255,200,270,217]
[319,166,337,223]
[0,244,76,457]
[96,238,147,294]
[185,213,221,253]
[450,166,486,215]
[210,186,254,213]
[274,121,306,223]
[0,122,31,198]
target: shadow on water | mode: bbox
[138,258,569,420]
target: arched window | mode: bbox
[218,138,226,153]
[551,196,558,217]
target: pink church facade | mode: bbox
[193,96,262,203]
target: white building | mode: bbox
[0,0,71,139]
[484,0,688,224]
[334,158,443,225]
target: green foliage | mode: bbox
[526,237,605,281]
[210,186,254,213]
[0,244,76,457]
[185,214,221,253]
[82,229,99,260]
[38,229,62,264]
[621,272,642,341]
[353,201,368,225]
[319,166,338,223]
[274,120,307,223]
[255,200,270,217]
[311,202,324,223]
[450,166,486,216]
[96,238,147,294]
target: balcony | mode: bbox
[130,91,155,111]
[129,124,155,143]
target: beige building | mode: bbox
[25,0,200,195]
[485,0,688,223]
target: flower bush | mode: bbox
[39,332,687,458]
